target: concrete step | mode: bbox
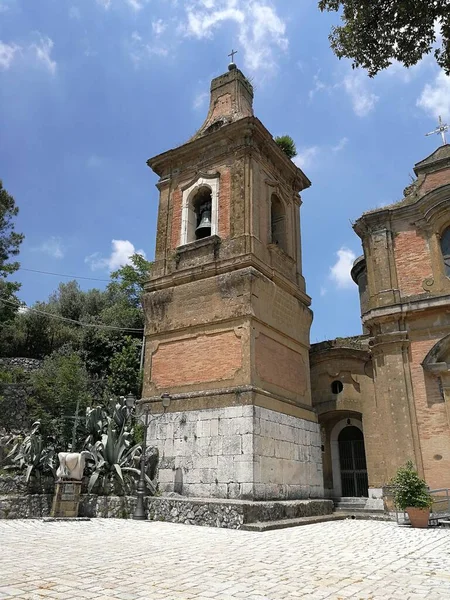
[240,513,347,532]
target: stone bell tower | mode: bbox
[142,64,324,500]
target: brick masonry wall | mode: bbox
[170,188,182,250]
[218,168,231,239]
[148,404,323,500]
[409,338,450,490]
[151,331,243,389]
[420,167,450,195]
[255,333,307,396]
[394,229,432,297]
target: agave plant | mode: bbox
[7,421,56,483]
[86,410,156,496]
[88,417,155,493]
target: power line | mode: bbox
[18,267,110,282]
[0,298,144,333]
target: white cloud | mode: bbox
[126,0,143,10]
[35,236,65,259]
[184,1,287,74]
[32,36,56,75]
[129,31,168,64]
[332,137,349,153]
[193,90,208,110]
[69,6,81,19]
[0,41,20,70]
[417,70,450,121]
[293,146,319,170]
[329,247,356,289]
[343,71,378,117]
[96,0,111,8]
[320,286,327,297]
[152,19,167,36]
[308,73,327,100]
[86,240,146,271]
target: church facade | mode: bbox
[142,65,450,507]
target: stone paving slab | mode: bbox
[0,519,449,599]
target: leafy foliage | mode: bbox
[27,351,92,450]
[319,0,450,76]
[107,336,142,397]
[0,180,24,323]
[0,253,155,492]
[390,460,433,510]
[84,399,157,496]
[7,422,56,483]
[274,135,297,159]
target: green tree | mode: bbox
[274,135,297,160]
[0,180,24,323]
[28,350,92,450]
[107,336,142,398]
[319,0,450,76]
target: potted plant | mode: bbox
[390,461,433,528]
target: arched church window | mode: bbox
[440,226,450,277]
[187,186,212,243]
[270,194,286,251]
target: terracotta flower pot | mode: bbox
[406,507,430,528]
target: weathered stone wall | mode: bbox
[254,406,323,500]
[0,358,42,372]
[0,494,53,519]
[0,492,333,527]
[149,404,323,500]
[0,357,42,432]
[0,383,31,431]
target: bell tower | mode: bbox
[143,64,323,500]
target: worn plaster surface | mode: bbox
[1,519,449,599]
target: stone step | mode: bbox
[335,511,392,521]
[240,513,347,532]
[334,505,374,512]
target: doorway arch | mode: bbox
[330,418,368,498]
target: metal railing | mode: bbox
[394,488,450,525]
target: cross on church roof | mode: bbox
[425,115,449,146]
[228,49,238,64]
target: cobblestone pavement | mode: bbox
[1,519,450,599]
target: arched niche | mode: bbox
[270,193,287,251]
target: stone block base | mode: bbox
[51,481,82,518]
[148,403,324,500]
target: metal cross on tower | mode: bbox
[425,116,449,145]
[228,49,238,64]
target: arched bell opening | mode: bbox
[193,186,212,240]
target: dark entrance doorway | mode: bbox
[338,426,368,497]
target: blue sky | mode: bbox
[1,0,449,342]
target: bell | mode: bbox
[195,208,212,239]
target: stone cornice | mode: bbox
[309,346,370,366]
[147,116,311,193]
[362,293,450,326]
[145,255,312,307]
[354,184,450,239]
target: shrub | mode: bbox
[390,461,432,510]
